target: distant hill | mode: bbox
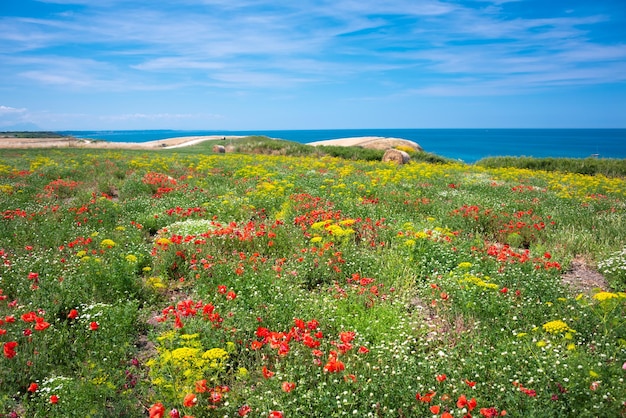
[0,131,68,138]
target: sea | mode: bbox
[61,129,626,164]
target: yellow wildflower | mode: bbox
[100,239,116,248]
[202,348,228,361]
[542,320,573,335]
[155,237,171,246]
[593,292,619,302]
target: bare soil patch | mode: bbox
[561,256,609,295]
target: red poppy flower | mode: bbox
[262,366,274,379]
[464,378,476,388]
[3,341,18,358]
[415,390,436,403]
[35,317,50,331]
[323,351,345,373]
[210,391,222,403]
[50,395,59,404]
[268,412,284,418]
[28,382,38,392]
[183,393,197,407]
[358,346,369,354]
[238,405,252,416]
[195,379,208,393]
[306,319,319,330]
[21,312,37,323]
[339,331,355,343]
[149,402,165,418]
[226,290,237,300]
[90,321,99,331]
[479,407,500,417]
[430,405,441,414]
[281,381,296,393]
[277,342,289,356]
[457,395,477,411]
[436,374,447,382]
[67,309,78,319]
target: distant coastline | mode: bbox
[2,129,625,163]
[64,129,626,163]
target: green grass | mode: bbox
[0,146,624,417]
[477,156,626,178]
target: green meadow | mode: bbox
[0,139,624,417]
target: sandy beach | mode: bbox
[0,134,421,151]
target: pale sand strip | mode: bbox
[0,136,243,149]
[0,135,421,150]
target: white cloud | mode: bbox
[2,0,624,98]
[0,106,27,114]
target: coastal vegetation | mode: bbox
[477,156,626,178]
[0,142,625,417]
[0,132,70,139]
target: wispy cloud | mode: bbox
[2,0,625,104]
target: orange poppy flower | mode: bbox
[183,393,197,407]
[262,366,274,379]
[148,402,165,418]
[281,381,296,393]
[415,390,436,403]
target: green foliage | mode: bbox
[0,146,625,417]
[477,156,626,177]
[314,145,385,161]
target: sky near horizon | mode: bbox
[1,0,625,130]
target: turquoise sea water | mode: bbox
[62,129,626,164]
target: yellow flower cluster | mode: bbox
[147,331,230,401]
[100,239,116,248]
[460,273,498,290]
[145,277,166,290]
[542,320,573,335]
[592,291,626,302]
[310,219,355,245]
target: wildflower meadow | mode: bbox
[0,140,625,417]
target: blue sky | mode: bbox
[1,0,625,130]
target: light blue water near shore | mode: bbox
[62,129,626,164]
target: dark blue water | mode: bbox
[61,129,626,164]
